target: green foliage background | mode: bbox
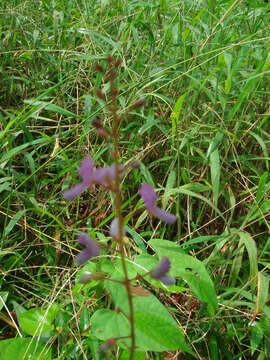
[0,0,270,359]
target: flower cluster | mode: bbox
[63,156,123,201]
[64,157,176,281]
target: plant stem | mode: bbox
[110,72,135,359]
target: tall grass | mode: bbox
[0,0,270,359]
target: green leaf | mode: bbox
[149,239,218,313]
[238,232,258,292]
[210,148,220,208]
[170,93,187,140]
[206,131,224,160]
[139,162,155,186]
[91,309,130,342]
[209,335,219,360]
[24,100,76,117]
[167,186,225,221]
[251,322,264,356]
[0,338,51,360]
[125,226,147,253]
[229,243,244,287]
[162,170,176,208]
[0,292,8,311]
[100,281,192,353]
[250,132,269,169]
[119,350,146,360]
[0,182,11,194]
[257,272,269,313]
[18,305,59,337]
[0,138,47,167]
[256,172,269,203]
[4,210,25,237]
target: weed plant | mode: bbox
[0,1,270,359]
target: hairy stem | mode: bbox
[110,70,135,359]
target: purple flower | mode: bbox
[75,233,100,265]
[92,164,124,187]
[151,256,175,285]
[139,183,177,224]
[63,157,124,201]
[63,157,94,200]
[109,217,126,241]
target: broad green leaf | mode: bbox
[0,338,51,360]
[119,350,146,359]
[18,305,59,337]
[91,309,129,342]
[102,281,192,353]
[149,239,218,313]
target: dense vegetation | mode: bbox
[0,0,270,359]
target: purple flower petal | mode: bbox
[93,164,123,187]
[75,233,100,266]
[139,183,177,224]
[76,250,94,266]
[63,183,86,201]
[109,217,126,241]
[77,233,92,246]
[150,257,175,285]
[151,256,171,279]
[80,156,94,186]
[63,157,124,201]
[159,276,175,286]
[139,183,157,210]
[151,206,177,224]
[63,156,94,201]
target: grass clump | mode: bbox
[0,1,270,359]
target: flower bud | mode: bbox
[109,217,126,241]
[130,98,146,110]
[95,63,104,73]
[115,58,122,68]
[96,89,106,100]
